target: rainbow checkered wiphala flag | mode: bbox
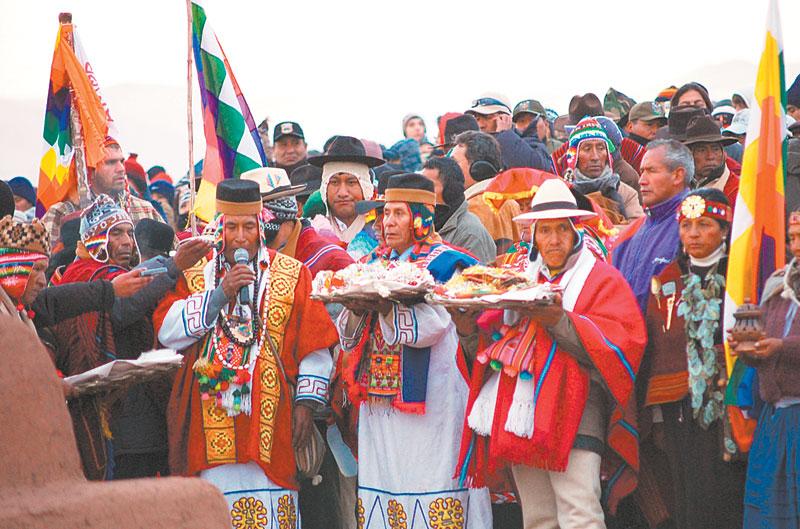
[724,0,787,452]
[37,22,79,217]
[191,0,266,221]
[37,17,114,217]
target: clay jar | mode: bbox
[730,298,765,355]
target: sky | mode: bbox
[1,0,799,182]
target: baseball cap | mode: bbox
[273,121,305,142]
[512,99,546,121]
[711,105,736,117]
[466,92,512,116]
[724,109,750,136]
[628,101,667,124]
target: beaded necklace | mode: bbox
[214,255,260,347]
[676,259,737,456]
[195,250,272,413]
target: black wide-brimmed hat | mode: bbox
[289,164,323,199]
[667,106,706,141]
[216,179,262,215]
[307,136,385,168]
[682,115,739,147]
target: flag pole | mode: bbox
[186,0,197,235]
[59,12,90,209]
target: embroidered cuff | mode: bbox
[181,290,214,338]
[381,304,418,345]
[337,310,368,349]
[296,374,329,406]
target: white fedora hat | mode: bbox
[241,167,306,201]
[513,178,596,225]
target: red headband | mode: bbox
[790,211,800,227]
[677,195,732,223]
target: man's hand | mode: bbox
[494,113,513,132]
[343,298,394,317]
[517,293,564,327]
[111,269,153,297]
[446,307,481,337]
[292,403,314,450]
[750,337,782,360]
[726,332,739,353]
[221,264,256,301]
[173,239,212,271]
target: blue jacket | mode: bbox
[494,129,554,173]
[612,190,688,313]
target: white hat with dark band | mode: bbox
[513,179,596,225]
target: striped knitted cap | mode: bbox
[564,117,615,175]
[79,194,133,263]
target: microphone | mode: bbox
[233,248,250,305]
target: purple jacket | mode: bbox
[612,190,688,312]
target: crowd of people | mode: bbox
[2,76,800,529]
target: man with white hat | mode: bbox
[457,178,646,529]
[242,167,353,276]
[466,92,553,172]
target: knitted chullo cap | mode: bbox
[0,216,50,301]
[124,154,146,181]
[79,194,133,263]
[0,215,50,255]
[594,116,623,149]
[564,117,616,175]
[656,85,678,103]
[402,114,424,136]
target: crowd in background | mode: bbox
[2,75,800,529]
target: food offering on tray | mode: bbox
[64,349,183,399]
[311,261,436,303]
[428,265,560,309]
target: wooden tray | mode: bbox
[312,287,430,305]
[426,293,555,311]
[68,362,182,399]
